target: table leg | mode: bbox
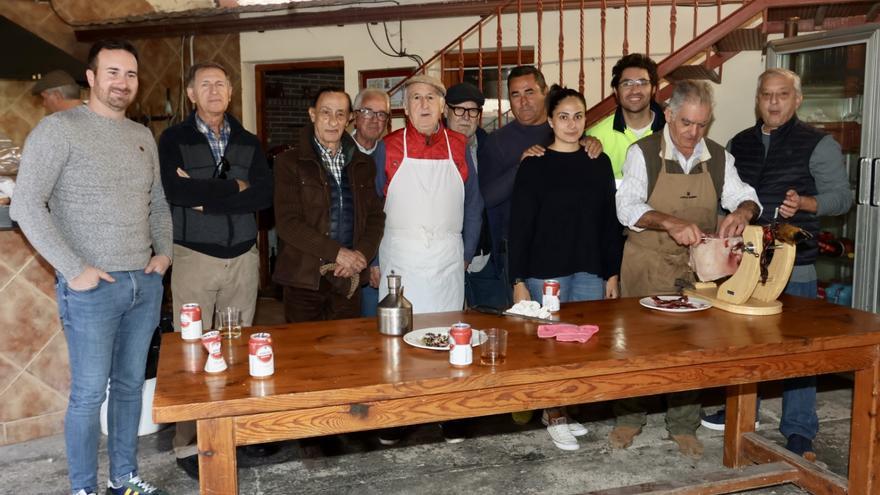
[196,417,238,495]
[723,382,758,468]
[848,354,880,495]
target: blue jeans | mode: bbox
[361,284,379,317]
[525,272,605,303]
[465,257,511,310]
[779,277,819,440]
[57,270,163,494]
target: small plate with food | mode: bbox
[403,327,488,350]
[639,294,712,313]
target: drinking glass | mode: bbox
[215,306,242,339]
[480,328,508,365]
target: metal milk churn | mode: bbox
[377,272,413,335]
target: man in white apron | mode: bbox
[613,80,761,458]
[373,74,483,314]
[371,74,483,445]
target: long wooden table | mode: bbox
[153,296,880,494]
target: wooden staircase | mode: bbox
[386,0,880,130]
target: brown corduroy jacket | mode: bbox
[273,125,385,290]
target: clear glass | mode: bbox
[480,328,508,366]
[215,306,242,339]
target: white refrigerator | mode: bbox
[767,24,880,313]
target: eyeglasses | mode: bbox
[619,79,651,88]
[448,105,482,118]
[355,108,390,121]
[214,156,230,179]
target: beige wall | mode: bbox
[239,4,768,143]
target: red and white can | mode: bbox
[249,332,274,378]
[180,303,203,341]
[543,280,561,312]
[449,323,473,367]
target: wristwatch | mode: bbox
[512,278,525,287]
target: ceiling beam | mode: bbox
[867,2,880,22]
[74,0,746,41]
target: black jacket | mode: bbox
[730,117,823,265]
[158,112,273,258]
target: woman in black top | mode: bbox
[509,85,623,304]
[508,85,624,451]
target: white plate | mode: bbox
[639,295,712,313]
[403,327,488,351]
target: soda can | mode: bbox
[543,280,561,312]
[180,303,203,341]
[249,332,274,378]
[449,323,473,367]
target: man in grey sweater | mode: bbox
[11,40,172,495]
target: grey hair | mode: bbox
[354,88,390,111]
[52,84,82,100]
[757,68,802,96]
[666,80,714,116]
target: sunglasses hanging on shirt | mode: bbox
[214,156,230,179]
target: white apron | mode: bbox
[378,128,465,314]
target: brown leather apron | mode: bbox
[620,144,718,297]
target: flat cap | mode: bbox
[445,82,485,106]
[31,70,77,95]
[404,74,446,97]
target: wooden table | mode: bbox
[153,296,880,494]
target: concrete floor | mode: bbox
[0,379,856,494]
[0,298,858,494]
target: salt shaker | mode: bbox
[448,322,473,367]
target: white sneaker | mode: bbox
[542,410,588,437]
[73,490,96,495]
[546,417,579,451]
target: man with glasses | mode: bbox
[586,53,666,181]
[352,88,391,155]
[158,61,273,478]
[274,87,384,322]
[612,80,760,458]
[351,88,392,317]
[444,82,506,310]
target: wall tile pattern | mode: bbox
[0,230,68,446]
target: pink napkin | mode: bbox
[537,324,600,343]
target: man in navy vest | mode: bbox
[702,68,852,460]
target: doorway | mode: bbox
[254,60,345,291]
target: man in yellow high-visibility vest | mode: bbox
[585,53,666,183]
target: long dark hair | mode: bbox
[546,84,586,117]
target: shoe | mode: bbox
[511,410,534,425]
[440,421,466,444]
[671,433,704,459]
[74,490,97,495]
[176,454,199,481]
[541,410,588,437]
[106,476,168,495]
[241,442,280,458]
[546,416,579,451]
[608,425,641,449]
[378,428,404,446]
[700,409,760,431]
[786,434,817,461]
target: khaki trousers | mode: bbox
[171,244,259,458]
